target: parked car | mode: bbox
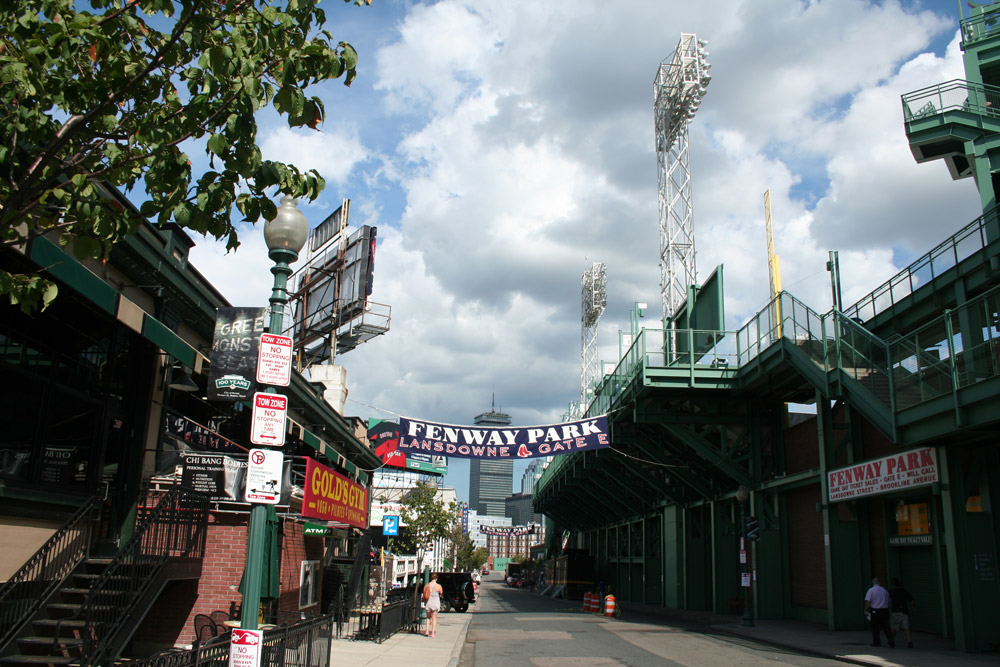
[432,571,477,612]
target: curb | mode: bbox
[447,613,473,666]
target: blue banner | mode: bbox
[397,415,609,460]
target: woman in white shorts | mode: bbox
[423,573,444,637]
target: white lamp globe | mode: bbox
[264,195,309,254]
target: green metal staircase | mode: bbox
[577,285,1000,450]
[751,287,1000,445]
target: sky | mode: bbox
[186,0,984,503]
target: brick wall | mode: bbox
[136,508,322,651]
[276,519,324,616]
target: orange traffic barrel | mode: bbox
[604,594,617,617]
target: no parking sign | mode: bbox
[245,449,283,504]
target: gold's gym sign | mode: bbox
[302,458,368,529]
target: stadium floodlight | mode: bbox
[654,33,711,321]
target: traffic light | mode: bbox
[745,516,760,542]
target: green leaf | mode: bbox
[207,133,229,156]
[72,236,100,260]
[340,42,358,70]
[274,87,293,115]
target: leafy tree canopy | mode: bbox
[456,539,488,573]
[392,481,457,570]
[0,0,370,312]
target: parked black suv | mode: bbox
[432,571,476,612]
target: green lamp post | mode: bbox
[240,196,309,631]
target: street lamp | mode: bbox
[241,196,309,631]
[736,484,754,627]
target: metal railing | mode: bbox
[79,486,210,665]
[843,207,1000,322]
[835,313,894,410]
[961,9,1000,46]
[0,495,101,651]
[887,286,1000,410]
[335,596,420,643]
[901,79,1000,121]
[123,614,334,667]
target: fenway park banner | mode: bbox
[480,525,535,536]
[827,446,939,502]
[398,415,609,460]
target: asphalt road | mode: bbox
[458,577,843,667]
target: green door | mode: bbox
[897,546,941,634]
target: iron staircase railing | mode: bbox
[0,496,102,653]
[78,486,210,666]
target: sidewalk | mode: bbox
[711,617,1000,667]
[606,604,1000,667]
[328,610,471,667]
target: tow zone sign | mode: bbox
[251,392,287,446]
[256,333,293,386]
[229,628,262,667]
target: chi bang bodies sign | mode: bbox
[398,415,610,460]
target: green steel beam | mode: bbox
[629,438,715,501]
[587,456,657,513]
[572,471,637,518]
[663,423,752,487]
[598,451,680,505]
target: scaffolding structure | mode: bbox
[654,33,711,321]
[580,262,607,413]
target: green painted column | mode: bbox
[663,505,682,608]
[817,394,864,631]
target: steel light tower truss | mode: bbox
[581,262,607,413]
[654,33,711,321]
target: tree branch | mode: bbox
[5,0,209,221]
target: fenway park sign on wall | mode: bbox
[827,446,939,502]
[398,415,610,460]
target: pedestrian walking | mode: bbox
[889,577,917,648]
[864,577,895,648]
[423,573,444,638]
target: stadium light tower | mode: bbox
[580,262,607,414]
[654,33,711,321]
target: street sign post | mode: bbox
[245,448,283,504]
[251,392,287,446]
[256,333,293,387]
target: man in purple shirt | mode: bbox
[864,577,895,648]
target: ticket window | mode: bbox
[894,501,931,539]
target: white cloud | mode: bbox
[184,0,978,500]
[259,125,369,185]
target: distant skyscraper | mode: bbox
[469,402,513,517]
[521,458,548,495]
